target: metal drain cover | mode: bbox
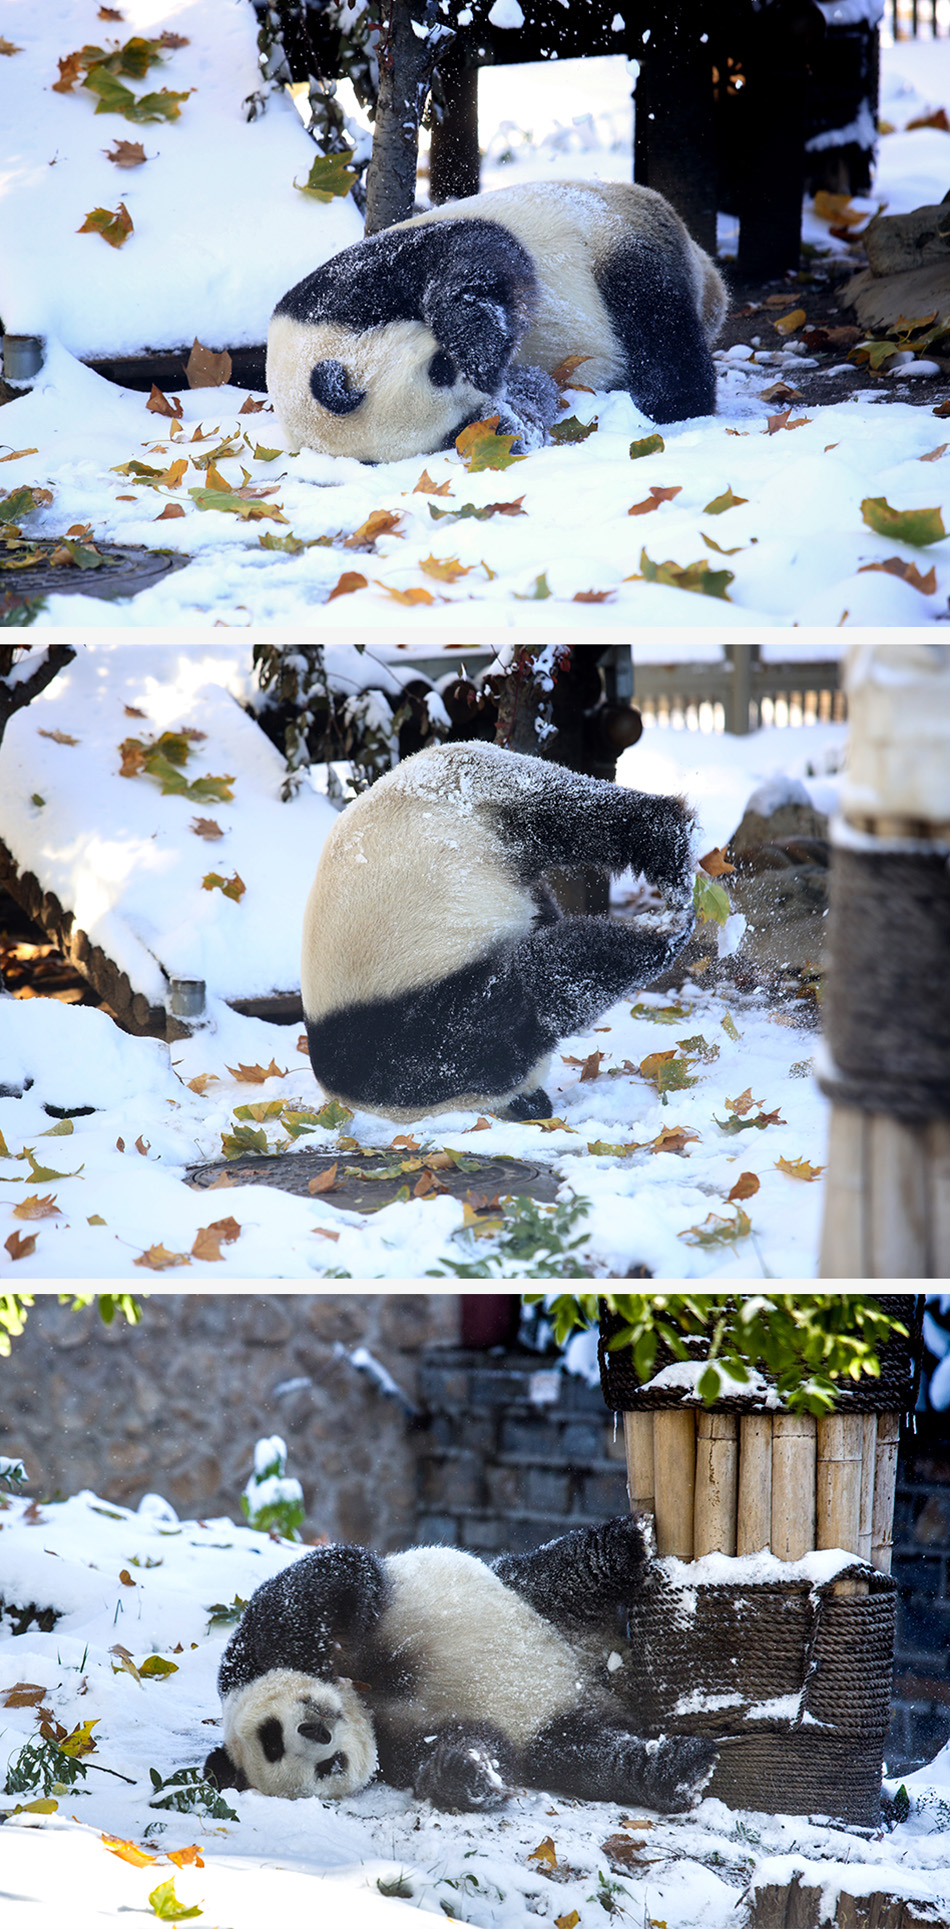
[1,541,189,602]
[185,1148,562,1212]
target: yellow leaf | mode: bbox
[12,1193,61,1220]
[226,1060,288,1084]
[455,416,525,472]
[376,583,436,605]
[775,1155,825,1181]
[529,1837,557,1868]
[167,1848,204,1869]
[345,508,403,549]
[418,553,473,582]
[77,202,133,249]
[103,1835,158,1868]
[134,1244,191,1271]
[413,470,453,496]
[773,307,806,336]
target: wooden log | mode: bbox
[737,1413,773,1555]
[819,1105,868,1278]
[653,1409,696,1558]
[872,1412,901,1574]
[771,1413,816,1560]
[867,1113,929,1277]
[859,1412,877,1565]
[623,1411,655,1517]
[817,1412,864,1555]
[694,1411,738,1557]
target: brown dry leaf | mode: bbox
[104,139,145,168]
[134,1244,191,1271]
[78,203,133,250]
[296,1033,309,1054]
[759,380,803,404]
[327,570,368,602]
[186,1073,218,1094]
[204,1170,239,1190]
[376,584,436,606]
[858,556,937,595]
[38,728,79,746]
[726,1171,761,1203]
[0,35,23,53]
[312,1225,341,1241]
[813,191,867,226]
[12,1193,61,1221]
[191,1226,225,1262]
[466,1117,492,1131]
[391,1134,420,1150]
[726,1087,756,1116]
[1,1683,48,1708]
[226,1060,288,1084]
[482,496,527,516]
[601,1834,651,1868]
[651,1126,701,1154]
[119,1569,135,1587]
[775,1155,825,1181]
[238,395,267,414]
[550,353,595,392]
[413,470,453,496]
[308,1164,339,1195]
[907,106,950,131]
[529,1837,558,1869]
[186,340,232,389]
[345,508,403,550]
[134,1136,150,1157]
[116,1137,126,1152]
[53,50,85,91]
[573,589,616,603]
[99,6,125,16]
[628,485,682,516]
[699,845,735,877]
[0,447,38,462]
[124,704,147,719]
[413,1168,449,1198]
[575,1050,605,1081]
[418,553,473,582]
[766,410,811,435]
[190,816,224,840]
[5,1229,37,1261]
[934,399,950,419]
[146,383,183,419]
[921,444,948,462]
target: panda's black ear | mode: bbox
[310,359,366,415]
[204,1744,248,1792]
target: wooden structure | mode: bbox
[818,645,950,1280]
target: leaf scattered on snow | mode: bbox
[680,1205,752,1247]
[77,201,133,247]
[185,340,232,389]
[154,503,185,520]
[226,1060,288,1084]
[759,382,802,405]
[858,555,937,593]
[201,871,245,902]
[344,509,403,550]
[920,443,948,462]
[549,414,598,445]
[636,549,733,599]
[294,152,359,201]
[105,138,147,166]
[703,487,748,515]
[376,584,436,605]
[102,1836,157,1868]
[629,434,665,459]
[514,571,552,600]
[147,1875,203,1920]
[775,1155,824,1180]
[455,417,525,472]
[528,1837,558,1869]
[561,1049,605,1081]
[146,383,182,418]
[413,469,453,496]
[860,497,947,546]
[573,588,615,602]
[190,816,223,840]
[429,497,525,522]
[238,395,268,414]
[419,554,473,581]
[1,1683,48,1707]
[134,1245,192,1271]
[0,36,23,53]
[327,570,367,602]
[37,727,79,745]
[765,410,811,435]
[726,1171,760,1203]
[12,1193,61,1220]
[628,485,681,516]
[721,1012,741,1041]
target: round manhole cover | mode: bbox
[1,539,189,603]
[186,1148,562,1212]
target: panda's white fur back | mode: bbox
[302,742,539,1021]
[373,1547,587,1748]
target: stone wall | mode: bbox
[0,1294,459,1552]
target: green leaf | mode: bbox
[201,871,245,902]
[703,487,748,515]
[680,1206,753,1248]
[677,1033,719,1064]
[629,434,665,459]
[693,871,731,926]
[0,487,43,524]
[514,571,552,600]
[83,68,190,122]
[147,1876,203,1920]
[139,1655,179,1678]
[220,1124,269,1159]
[188,485,287,523]
[638,548,733,599]
[860,497,947,547]
[232,1101,285,1123]
[429,499,525,523]
[258,531,305,552]
[455,418,525,473]
[18,1150,83,1184]
[294,151,359,201]
[549,414,598,445]
[701,531,744,556]
[40,1119,74,1137]
[252,444,282,462]
[629,1001,690,1024]
[312,1099,355,1130]
[697,1362,723,1402]
[721,1012,741,1042]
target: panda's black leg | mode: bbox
[491,778,695,911]
[217,1545,389,1698]
[510,913,695,1045]
[378,1720,517,1811]
[492,1516,653,1629]
[596,232,719,423]
[525,1712,717,1812]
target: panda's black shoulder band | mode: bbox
[218,1544,390,1697]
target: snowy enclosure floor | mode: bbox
[0,644,845,1281]
[3,22,950,623]
[1,1487,949,1929]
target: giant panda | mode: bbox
[267,180,727,462]
[203,1514,717,1813]
[301,738,696,1124]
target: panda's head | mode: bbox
[204,1668,377,1800]
[266,315,491,463]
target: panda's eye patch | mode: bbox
[310,359,366,415]
[257,1716,285,1763]
[297,1718,333,1745]
[429,349,457,389]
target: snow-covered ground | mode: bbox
[3,7,950,624]
[2,1481,949,1929]
[0,641,844,1283]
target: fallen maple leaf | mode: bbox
[455,416,525,472]
[858,556,937,594]
[651,1126,701,1154]
[680,1205,753,1248]
[766,409,811,434]
[134,1244,191,1271]
[628,485,681,516]
[775,1155,825,1181]
[703,486,748,515]
[726,1171,760,1203]
[77,202,133,248]
[550,352,595,392]
[201,870,245,902]
[345,508,403,550]
[573,589,615,602]
[308,1163,339,1195]
[0,36,23,53]
[699,845,735,877]
[466,1117,492,1131]
[294,151,359,201]
[561,1049,605,1081]
[154,503,185,521]
[38,728,79,745]
[376,583,436,605]
[238,395,268,414]
[146,383,182,418]
[5,1230,37,1260]
[102,1836,157,1869]
[12,1193,61,1220]
[186,340,232,389]
[555,1915,580,1929]
[391,1134,420,1150]
[185,1073,218,1094]
[418,553,473,581]
[226,1060,288,1083]
[191,1226,225,1261]
[759,381,802,405]
[860,497,947,547]
[529,1837,558,1868]
[105,138,146,166]
[549,414,598,445]
[1,1684,48,1707]
[327,570,367,602]
[413,469,453,496]
[726,1088,755,1115]
[921,443,948,463]
[166,1847,204,1870]
[629,433,665,459]
[190,816,223,840]
[134,1135,150,1156]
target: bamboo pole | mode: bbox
[771,1413,816,1560]
[653,1409,696,1558]
[858,1413,877,1565]
[737,1413,773,1555]
[816,1413,864,1555]
[872,1412,901,1573]
[694,1412,738,1557]
[623,1411,656,1516]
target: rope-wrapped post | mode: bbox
[818,643,950,1278]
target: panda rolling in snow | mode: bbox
[301,740,696,1124]
[267,180,727,462]
[204,1515,716,1812]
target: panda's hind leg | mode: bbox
[492,1515,654,1628]
[525,1711,717,1812]
[597,231,719,423]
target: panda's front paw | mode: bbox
[644,1735,718,1812]
[494,364,562,451]
[414,1731,512,1812]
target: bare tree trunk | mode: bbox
[0,645,76,752]
[364,0,453,235]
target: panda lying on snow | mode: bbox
[301,739,696,1124]
[204,1515,716,1812]
[267,180,727,462]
